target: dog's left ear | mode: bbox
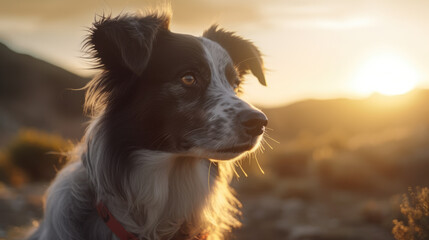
[203,25,266,86]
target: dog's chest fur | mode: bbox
[36,148,234,240]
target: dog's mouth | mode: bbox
[215,144,253,153]
[185,135,264,161]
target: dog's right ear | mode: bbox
[87,14,170,76]
[203,25,266,86]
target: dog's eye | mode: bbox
[181,74,196,86]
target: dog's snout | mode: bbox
[239,110,268,136]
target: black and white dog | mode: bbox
[30,11,267,240]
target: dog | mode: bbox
[29,11,267,240]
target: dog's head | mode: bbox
[85,13,267,161]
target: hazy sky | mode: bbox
[1,0,429,107]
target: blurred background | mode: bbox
[1,0,429,239]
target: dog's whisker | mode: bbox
[237,161,248,177]
[254,154,265,175]
[232,166,241,179]
[259,142,266,151]
[207,160,212,190]
[262,138,274,150]
[247,152,252,165]
[264,133,280,144]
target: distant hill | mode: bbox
[264,89,429,141]
[0,42,89,146]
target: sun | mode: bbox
[354,54,419,96]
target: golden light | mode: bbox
[354,55,419,96]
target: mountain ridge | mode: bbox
[0,42,90,146]
[264,89,429,140]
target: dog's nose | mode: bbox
[239,110,268,136]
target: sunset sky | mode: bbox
[1,0,429,107]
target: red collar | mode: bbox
[97,201,209,240]
[96,201,138,240]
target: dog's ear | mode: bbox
[203,25,266,86]
[87,14,170,75]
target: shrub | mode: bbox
[392,187,429,240]
[6,129,72,182]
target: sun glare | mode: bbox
[354,55,419,96]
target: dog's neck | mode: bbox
[93,150,220,239]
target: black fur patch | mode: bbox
[84,13,223,158]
